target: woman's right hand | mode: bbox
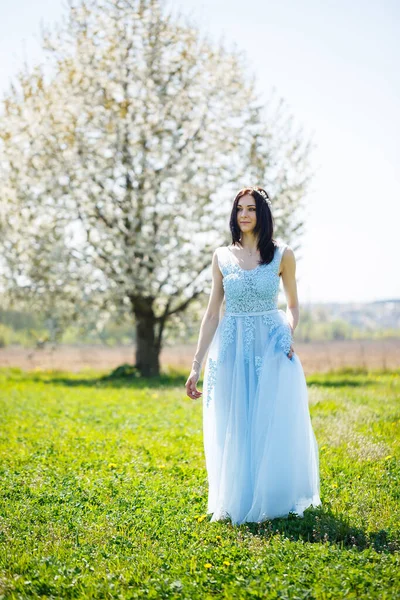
[185,366,203,400]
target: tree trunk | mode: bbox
[132,298,161,377]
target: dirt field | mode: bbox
[1,338,399,375]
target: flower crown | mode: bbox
[252,187,272,207]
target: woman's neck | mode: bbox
[238,233,258,251]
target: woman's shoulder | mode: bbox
[274,239,296,265]
[274,238,287,249]
[275,238,293,253]
[212,246,225,263]
[214,245,230,256]
[213,246,230,273]
[275,240,296,268]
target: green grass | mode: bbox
[0,366,399,599]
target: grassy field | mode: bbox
[0,366,399,599]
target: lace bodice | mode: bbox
[205,242,292,406]
[217,242,287,314]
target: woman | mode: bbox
[185,186,321,525]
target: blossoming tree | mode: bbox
[0,0,313,376]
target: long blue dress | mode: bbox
[202,241,321,524]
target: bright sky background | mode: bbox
[1,0,399,304]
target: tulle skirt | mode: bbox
[202,308,321,525]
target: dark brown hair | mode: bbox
[229,186,277,266]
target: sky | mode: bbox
[0,0,399,304]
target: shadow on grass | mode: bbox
[220,504,399,554]
[2,366,398,391]
[0,364,190,389]
[1,365,398,392]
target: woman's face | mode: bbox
[236,194,257,233]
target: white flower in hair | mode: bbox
[253,187,271,206]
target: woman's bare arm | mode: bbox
[193,249,224,367]
[281,246,299,335]
[185,249,224,399]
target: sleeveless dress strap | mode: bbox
[216,246,230,276]
[275,242,288,276]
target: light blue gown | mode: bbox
[202,241,321,524]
